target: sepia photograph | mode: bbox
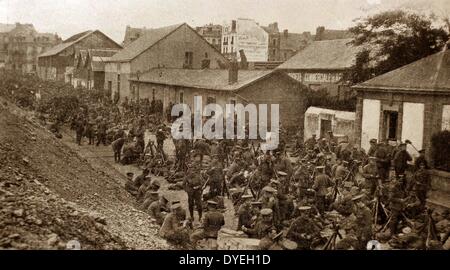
[0,0,449,255]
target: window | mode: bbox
[231,36,234,45]
[273,39,277,46]
[117,74,121,93]
[442,105,450,131]
[179,91,184,103]
[108,81,112,92]
[207,96,216,104]
[383,111,398,141]
[184,52,193,67]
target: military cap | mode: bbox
[270,179,281,185]
[277,171,287,176]
[370,139,377,143]
[149,191,159,196]
[242,194,253,200]
[262,186,277,194]
[150,179,161,187]
[316,166,325,170]
[170,203,181,210]
[260,208,273,216]
[399,142,407,146]
[281,239,298,250]
[251,201,263,206]
[298,206,312,211]
[352,194,365,201]
[126,172,134,177]
[207,200,218,206]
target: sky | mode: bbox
[0,0,449,43]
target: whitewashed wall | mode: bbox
[361,99,380,151]
[401,102,424,157]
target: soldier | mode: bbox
[259,151,275,187]
[84,121,95,145]
[286,206,321,250]
[411,162,431,207]
[259,186,281,227]
[183,153,204,221]
[148,195,170,225]
[367,139,378,157]
[112,136,125,163]
[393,143,412,177]
[141,191,160,211]
[305,134,317,151]
[204,157,224,200]
[334,161,350,181]
[273,151,293,180]
[237,194,254,230]
[375,141,391,182]
[124,172,138,196]
[159,203,190,245]
[96,120,107,146]
[414,149,429,171]
[387,181,406,235]
[75,117,85,145]
[134,169,150,189]
[242,208,276,239]
[190,200,225,248]
[312,166,332,214]
[351,194,373,249]
[156,128,167,156]
[362,157,380,198]
[193,139,211,165]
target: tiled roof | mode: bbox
[354,48,450,93]
[277,38,359,70]
[38,30,94,57]
[129,68,276,91]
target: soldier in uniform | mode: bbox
[273,151,293,180]
[362,157,380,198]
[375,141,391,182]
[351,194,373,249]
[156,128,167,157]
[190,200,225,249]
[286,206,321,250]
[148,194,170,225]
[411,162,431,207]
[414,149,429,171]
[387,181,406,235]
[193,139,211,165]
[259,186,281,228]
[367,139,378,157]
[183,153,204,221]
[141,191,160,211]
[259,151,275,188]
[393,143,412,177]
[237,194,254,230]
[124,172,138,196]
[204,157,224,200]
[159,203,191,245]
[312,166,332,214]
[96,120,107,146]
[305,134,317,151]
[242,208,276,239]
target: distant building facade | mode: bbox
[276,39,359,98]
[314,26,353,41]
[38,30,122,82]
[0,23,61,74]
[196,24,222,52]
[222,19,269,62]
[104,23,228,101]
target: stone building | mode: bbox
[0,23,61,74]
[196,24,222,52]
[353,45,450,156]
[104,23,228,101]
[276,38,359,98]
[128,67,307,129]
[222,19,269,62]
[122,26,153,47]
[72,49,119,90]
[262,23,280,62]
[38,30,122,82]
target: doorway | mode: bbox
[383,111,398,141]
[320,119,332,138]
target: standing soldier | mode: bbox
[190,200,225,249]
[368,139,378,157]
[96,120,107,146]
[259,151,275,188]
[156,127,167,157]
[84,120,95,145]
[273,151,293,180]
[75,117,85,146]
[183,153,204,221]
[411,162,431,207]
[387,181,406,236]
[375,140,391,182]
[362,157,379,198]
[112,136,125,163]
[393,143,412,177]
[204,157,224,200]
[311,166,332,214]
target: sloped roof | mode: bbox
[39,30,121,58]
[0,23,15,33]
[129,68,279,91]
[280,32,312,52]
[277,38,359,70]
[39,30,94,57]
[109,23,184,62]
[354,48,450,93]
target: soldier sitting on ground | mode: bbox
[286,206,322,250]
[148,194,170,226]
[190,200,225,249]
[159,203,191,246]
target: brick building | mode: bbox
[104,23,228,101]
[38,30,122,82]
[128,67,307,129]
[72,49,119,90]
[276,38,359,98]
[196,24,222,52]
[353,45,450,157]
[0,23,61,74]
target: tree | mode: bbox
[349,10,449,83]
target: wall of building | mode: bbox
[304,113,355,143]
[355,89,450,160]
[104,62,131,99]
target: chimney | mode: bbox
[283,29,288,38]
[231,20,237,32]
[228,60,239,84]
[239,49,248,70]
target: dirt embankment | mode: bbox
[0,99,170,250]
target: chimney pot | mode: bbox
[228,60,239,84]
